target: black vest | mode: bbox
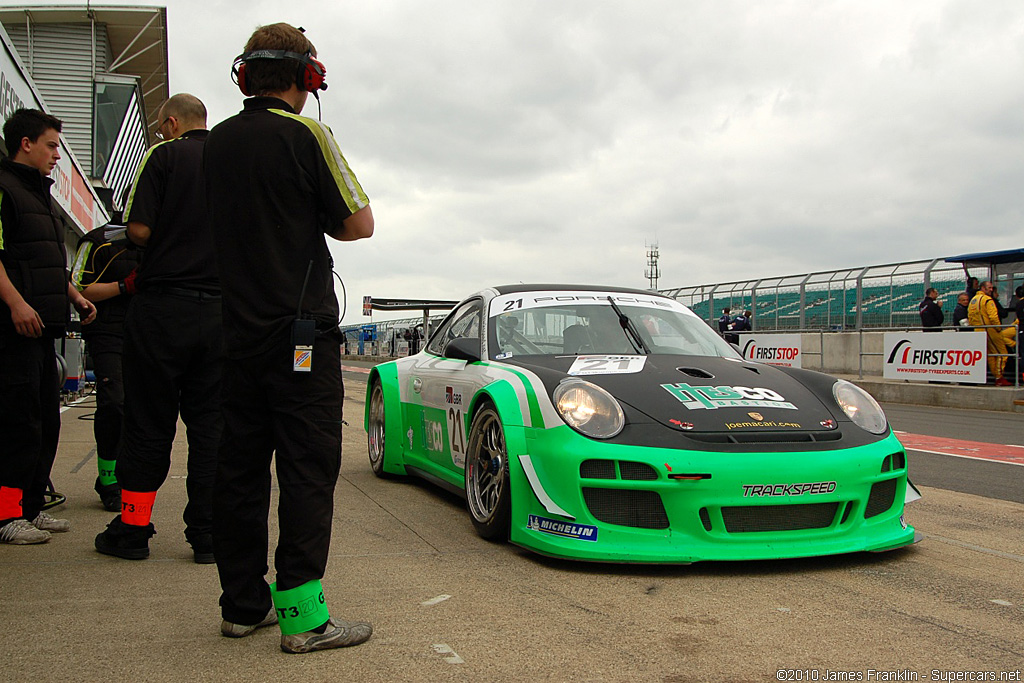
[0,158,69,334]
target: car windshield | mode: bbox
[488,291,740,359]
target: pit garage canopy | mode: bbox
[945,248,1024,267]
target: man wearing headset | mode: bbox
[204,23,374,654]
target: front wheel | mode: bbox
[367,380,388,478]
[465,404,511,541]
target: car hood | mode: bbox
[504,355,839,434]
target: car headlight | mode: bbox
[553,379,625,439]
[832,380,887,435]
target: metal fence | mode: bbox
[341,255,1023,356]
[658,257,1007,331]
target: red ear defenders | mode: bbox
[232,49,328,96]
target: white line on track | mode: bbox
[905,447,1024,467]
[59,394,94,414]
[421,595,452,606]
[924,533,1024,564]
[431,644,465,664]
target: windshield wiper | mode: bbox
[607,297,651,355]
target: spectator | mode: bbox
[918,287,944,331]
[717,307,731,337]
[1015,286,1024,381]
[732,310,752,336]
[966,276,979,301]
[968,281,1016,386]
[0,108,96,545]
[992,285,1009,322]
[952,293,971,331]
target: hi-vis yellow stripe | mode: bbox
[123,139,173,218]
[270,110,368,214]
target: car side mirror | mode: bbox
[445,337,481,363]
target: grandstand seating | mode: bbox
[683,279,970,330]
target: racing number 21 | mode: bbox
[447,406,466,468]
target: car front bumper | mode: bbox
[507,426,916,563]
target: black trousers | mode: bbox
[0,332,60,522]
[118,291,223,540]
[214,334,343,625]
[88,341,124,465]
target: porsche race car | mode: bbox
[364,285,919,563]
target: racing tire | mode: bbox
[56,352,67,391]
[367,380,390,478]
[465,403,511,541]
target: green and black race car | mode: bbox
[365,285,920,563]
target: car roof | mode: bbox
[491,283,669,298]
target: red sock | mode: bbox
[121,490,157,526]
[0,487,22,521]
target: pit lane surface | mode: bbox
[339,370,1024,679]
[2,370,1021,681]
[883,403,1024,505]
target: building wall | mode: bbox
[6,21,101,176]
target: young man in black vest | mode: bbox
[0,108,96,544]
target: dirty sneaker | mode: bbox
[0,518,51,545]
[280,617,373,654]
[221,607,278,638]
[32,511,70,532]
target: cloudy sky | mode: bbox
[65,1,1024,319]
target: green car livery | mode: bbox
[365,285,918,563]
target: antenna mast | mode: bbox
[645,242,661,290]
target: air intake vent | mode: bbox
[699,507,712,532]
[721,502,839,533]
[676,367,714,379]
[864,478,897,519]
[582,488,669,529]
[580,460,616,479]
[619,461,658,481]
[686,431,842,445]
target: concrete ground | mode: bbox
[2,376,1022,682]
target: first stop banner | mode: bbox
[882,332,987,384]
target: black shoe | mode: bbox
[95,515,155,560]
[188,534,215,564]
[94,478,122,512]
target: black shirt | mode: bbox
[952,303,971,331]
[717,313,730,334]
[918,296,943,330]
[125,129,218,293]
[204,97,369,358]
